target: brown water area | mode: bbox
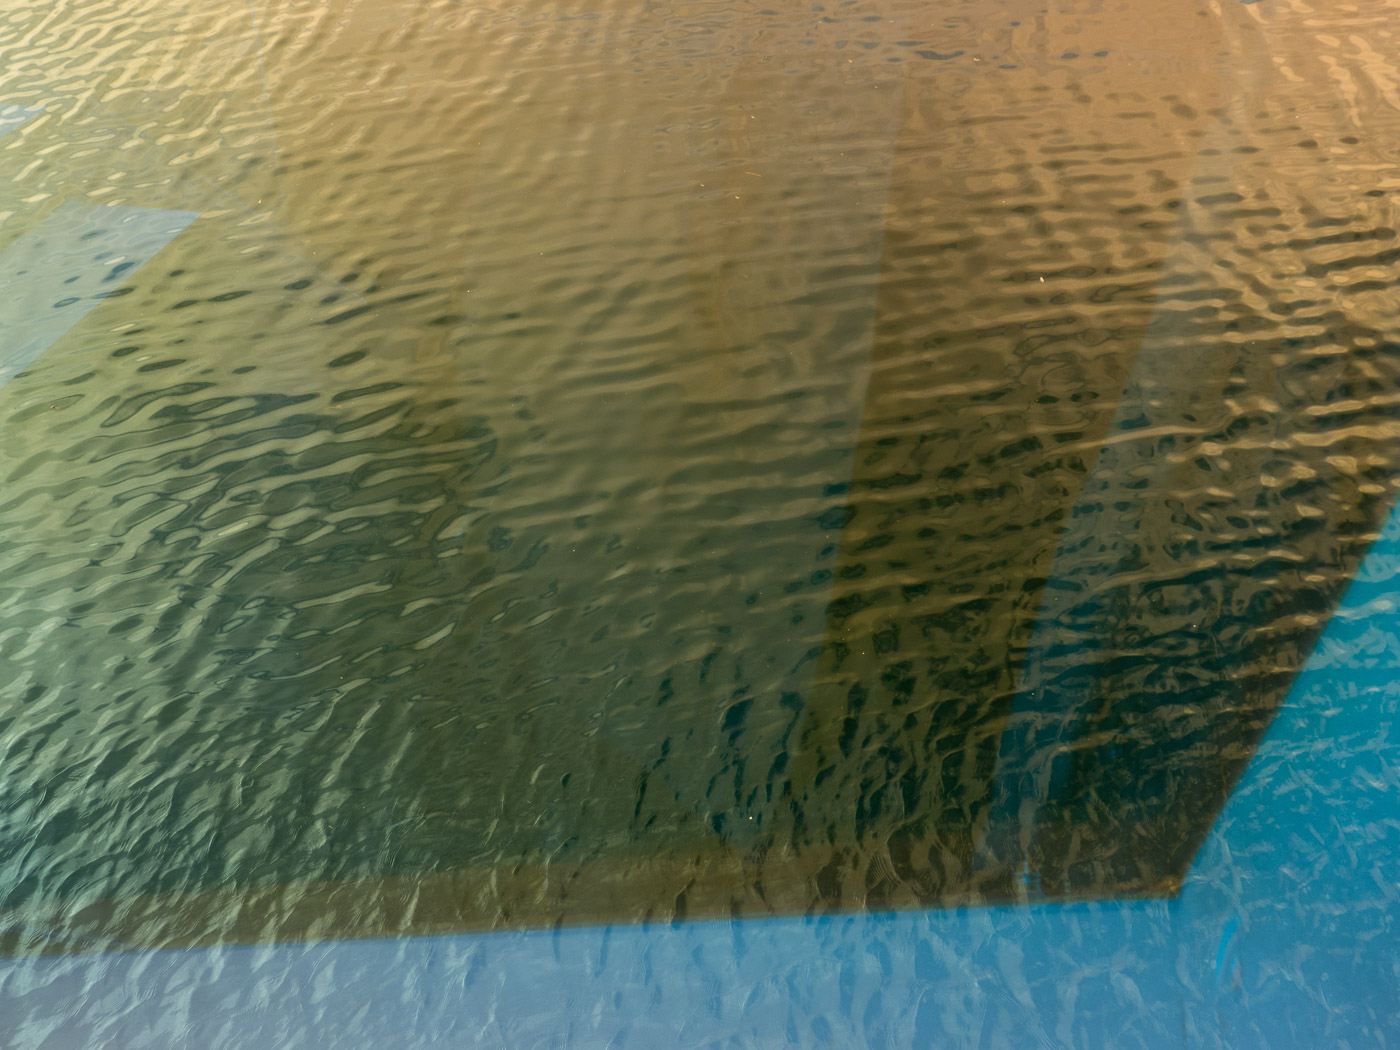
[0,0,1398,954]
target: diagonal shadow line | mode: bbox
[0,203,198,390]
[976,5,1386,896]
[0,105,43,142]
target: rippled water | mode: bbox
[0,0,1398,960]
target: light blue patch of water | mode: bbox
[0,204,198,389]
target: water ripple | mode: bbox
[0,0,1397,974]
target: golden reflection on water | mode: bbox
[1,0,1399,952]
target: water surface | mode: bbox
[1,0,1399,953]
